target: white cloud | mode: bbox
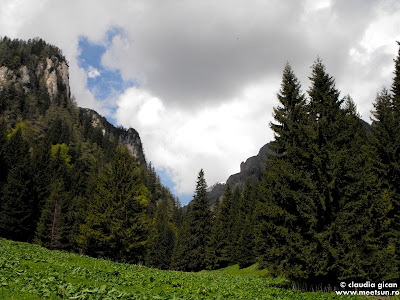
[87,66,101,78]
[116,78,278,194]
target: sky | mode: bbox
[1,0,400,204]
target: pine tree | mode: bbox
[205,184,233,269]
[236,181,257,268]
[369,42,400,280]
[35,179,69,249]
[0,128,36,242]
[146,197,176,269]
[256,63,314,280]
[228,187,241,263]
[79,146,150,263]
[332,96,395,281]
[0,118,8,195]
[171,209,192,271]
[172,169,211,271]
[205,197,220,270]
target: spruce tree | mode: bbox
[172,169,211,271]
[79,146,150,263]
[0,128,36,242]
[306,61,383,283]
[369,42,400,280]
[228,187,241,263]
[205,184,233,269]
[35,179,69,249]
[256,63,314,280]
[171,209,192,271]
[236,181,257,268]
[146,197,176,269]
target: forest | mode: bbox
[0,37,399,287]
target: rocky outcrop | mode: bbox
[0,37,145,167]
[0,66,10,91]
[205,142,274,206]
[206,182,226,208]
[118,128,144,162]
[38,57,70,100]
[0,56,69,101]
[80,108,146,164]
[226,143,273,190]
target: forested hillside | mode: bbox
[1,37,399,289]
[0,37,180,267]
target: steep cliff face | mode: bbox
[226,143,273,191]
[80,108,145,164]
[0,55,70,100]
[0,37,145,165]
[205,142,274,206]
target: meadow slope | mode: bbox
[0,238,365,299]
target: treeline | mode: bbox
[172,44,400,286]
[0,36,65,71]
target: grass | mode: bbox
[0,238,370,299]
[211,263,270,278]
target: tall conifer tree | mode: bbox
[172,169,211,271]
[236,181,257,268]
[370,42,400,279]
[256,63,314,280]
[79,146,150,263]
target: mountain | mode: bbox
[79,107,145,164]
[205,142,274,206]
[0,37,179,267]
[0,37,145,165]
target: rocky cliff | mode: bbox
[0,37,145,164]
[206,142,274,206]
[80,108,145,164]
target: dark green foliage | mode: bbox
[79,146,150,263]
[3,36,400,283]
[0,37,65,71]
[0,119,9,193]
[0,128,36,242]
[369,42,400,280]
[205,184,233,269]
[256,63,315,281]
[172,169,211,271]
[236,181,257,268]
[255,58,400,285]
[146,197,176,269]
[35,179,70,249]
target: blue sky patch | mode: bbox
[77,29,134,102]
[77,28,187,205]
[157,168,192,205]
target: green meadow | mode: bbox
[0,239,368,299]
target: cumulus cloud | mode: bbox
[87,66,101,78]
[1,0,400,197]
[115,78,278,194]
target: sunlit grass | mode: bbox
[0,238,364,299]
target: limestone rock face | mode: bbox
[20,66,30,84]
[57,61,70,97]
[0,55,69,101]
[0,38,145,168]
[38,57,70,100]
[0,66,9,91]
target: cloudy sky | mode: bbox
[1,0,400,204]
